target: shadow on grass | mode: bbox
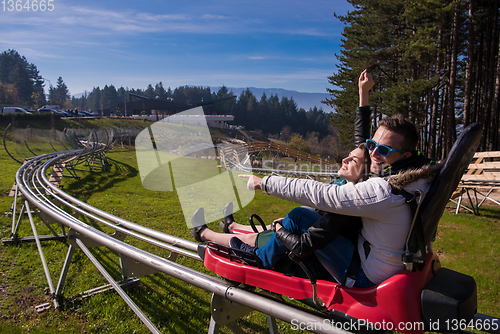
[53,250,271,333]
[446,202,500,219]
[134,273,270,333]
[62,157,138,203]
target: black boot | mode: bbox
[190,208,207,242]
[220,202,235,233]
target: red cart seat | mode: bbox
[203,240,439,334]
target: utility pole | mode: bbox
[43,78,51,106]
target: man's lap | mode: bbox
[278,206,373,287]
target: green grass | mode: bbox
[0,142,499,333]
[433,206,500,317]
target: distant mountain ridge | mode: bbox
[210,86,332,112]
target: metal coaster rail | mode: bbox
[221,140,337,166]
[218,140,341,182]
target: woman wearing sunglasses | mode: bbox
[191,144,371,277]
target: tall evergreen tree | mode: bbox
[216,85,232,99]
[154,82,168,100]
[49,77,70,108]
[87,87,101,111]
[144,84,156,99]
[102,84,118,112]
[0,49,44,106]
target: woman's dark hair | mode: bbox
[357,142,371,177]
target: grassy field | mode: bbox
[0,126,499,333]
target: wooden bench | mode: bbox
[451,151,500,214]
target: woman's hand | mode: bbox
[272,218,284,232]
[238,174,262,190]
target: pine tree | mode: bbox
[144,84,156,99]
[155,82,168,100]
[0,49,44,106]
[49,77,70,108]
[102,85,118,112]
[87,87,101,111]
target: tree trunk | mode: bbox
[487,6,499,150]
[463,0,475,127]
[429,28,443,160]
[494,35,500,150]
[481,17,495,151]
[445,2,460,157]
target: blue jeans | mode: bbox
[255,206,374,288]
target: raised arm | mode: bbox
[354,70,375,147]
[359,69,374,107]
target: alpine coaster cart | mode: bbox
[199,122,500,333]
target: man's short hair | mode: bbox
[378,114,419,151]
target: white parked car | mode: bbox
[2,107,32,114]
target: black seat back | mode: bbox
[416,123,482,249]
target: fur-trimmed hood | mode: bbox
[388,163,442,193]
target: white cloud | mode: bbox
[247,56,267,60]
[1,0,345,95]
[201,14,230,20]
[1,2,343,38]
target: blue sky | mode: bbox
[1,0,352,97]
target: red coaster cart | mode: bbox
[198,123,499,333]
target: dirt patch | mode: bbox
[9,286,49,322]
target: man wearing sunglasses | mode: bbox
[238,71,437,287]
[356,70,424,176]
